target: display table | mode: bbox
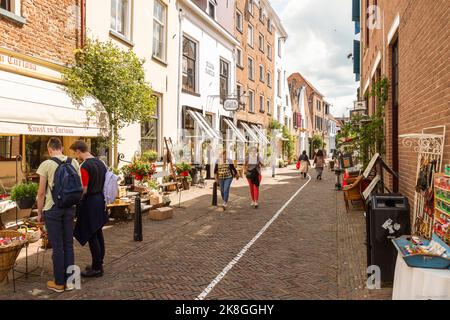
[393,255,450,300]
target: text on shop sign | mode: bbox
[27,125,75,135]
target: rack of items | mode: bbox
[433,172,450,247]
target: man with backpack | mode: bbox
[37,137,83,292]
[70,140,112,278]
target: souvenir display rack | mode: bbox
[400,126,446,238]
[433,173,450,247]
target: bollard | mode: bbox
[134,195,143,241]
[212,182,218,206]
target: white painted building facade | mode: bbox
[85,0,179,163]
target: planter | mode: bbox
[182,179,190,191]
[16,197,35,210]
[124,175,134,185]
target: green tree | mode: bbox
[63,39,156,167]
[312,134,324,150]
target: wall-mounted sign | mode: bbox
[0,47,63,83]
[205,61,215,77]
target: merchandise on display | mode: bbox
[0,235,27,248]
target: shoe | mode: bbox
[47,280,65,293]
[251,202,255,207]
[81,269,104,278]
[65,283,76,291]
[254,203,259,209]
[222,203,227,211]
[85,265,104,273]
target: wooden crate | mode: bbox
[149,207,173,221]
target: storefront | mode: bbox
[0,50,108,188]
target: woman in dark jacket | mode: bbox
[298,151,310,179]
[214,150,239,211]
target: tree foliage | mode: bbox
[63,39,156,165]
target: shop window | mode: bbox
[220,59,229,105]
[153,0,167,61]
[182,36,197,93]
[141,96,160,154]
[111,0,131,39]
[0,136,21,161]
[26,136,62,171]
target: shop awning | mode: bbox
[240,122,259,143]
[223,118,247,143]
[251,124,270,145]
[0,71,108,137]
[186,109,221,140]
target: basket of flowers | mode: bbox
[0,230,27,282]
[126,160,157,181]
[176,162,192,177]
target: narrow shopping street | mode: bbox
[0,167,391,300]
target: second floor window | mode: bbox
[153,0,166,60]
[259,65,265,82]
[111,0,130,38]
[236,47,243,68]
[236,10,243,32]
[220,59,229,104]
[182,36,197,93]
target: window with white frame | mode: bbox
[259,95,265,113]
[247,24,254,47]
[153,0,166,60]
[267,99,271,115]
[267,43,272,60]
[259,65,265,82]
[236,47,243,68]
[248,89,255,112]
[220,59,230,104]
[267,71,271,87]
[277,69,281,97]
[111,0,131,38]
[248,57,254,80]
[141,95,160,153]
[207,0,216,20]
[247,0,254,15]
[236,10,243,32]
[258,33,264,52]
[182,36,197,93]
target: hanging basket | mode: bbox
[0,230,27,283]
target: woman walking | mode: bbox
[298,151,310,179]
[245,146,264,209]
[313,149,325,181]
[214,150,239,211]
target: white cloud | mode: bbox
[271,0,359,117]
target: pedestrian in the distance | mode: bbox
[70,140,108,278]
[214,150,239,211]
[36,137,82,292]
[298,151,310,179]
[314,149,325,181]
[245,146,264,209]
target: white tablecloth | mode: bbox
[0,200,16,214]
[393,255,450,300]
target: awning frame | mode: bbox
[224,118,247,143]
[186,109,221,140]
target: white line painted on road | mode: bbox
[196,175,312,300]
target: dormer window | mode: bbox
[208,0,217,20]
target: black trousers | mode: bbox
[88,228,105,271]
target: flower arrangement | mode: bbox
[124,160,157,181]
[176,162,192,177]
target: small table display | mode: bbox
[107,201,131,221]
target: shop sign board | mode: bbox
[0,48,63,83]
[0,122,103,137]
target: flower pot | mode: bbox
[16,197,35,209]
[124,175,134,185]
[180,171,189,177]
[182,179,190,190]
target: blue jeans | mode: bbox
[219,178,233,203]
[44,205,75,286]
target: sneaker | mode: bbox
[65,283,76,291]
[47,281,65,293]
[254,203,259,209]
[222,203,228,211]
[251,202,255,207]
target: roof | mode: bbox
[288,72,325,98]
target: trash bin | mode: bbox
[366,194,411,283]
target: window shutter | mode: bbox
[352,0,360,22]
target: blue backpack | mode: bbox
[51,157,83,209]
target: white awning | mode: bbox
[251,124,270,145]
[0,71,108,137]
[223,118,247,143]
[240,122,259,143]
[186,109,221,140]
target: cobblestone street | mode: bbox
[0,167,392,300]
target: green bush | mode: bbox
[142,150,158,163]
[10,183,38,201]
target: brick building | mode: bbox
[288,72,330,158]
[0,0,106,185]
[234,0,276,130]
[357,0,450,203]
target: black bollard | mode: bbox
[134,195,143,242]
[212,182,218,206]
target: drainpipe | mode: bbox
[80,0,86,47]
[177,8,184,146]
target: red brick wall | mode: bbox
[0,0,81,65]
[361,0,450,204]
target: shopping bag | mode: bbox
[296,161,301,170]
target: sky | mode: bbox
[271,0,358,118]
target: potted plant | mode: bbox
[128,160,157,181]
[121,165,134,185]
[10,182,38,209]
[278,159,285,168]
[176,162,192,190]
[142,150,159,163]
